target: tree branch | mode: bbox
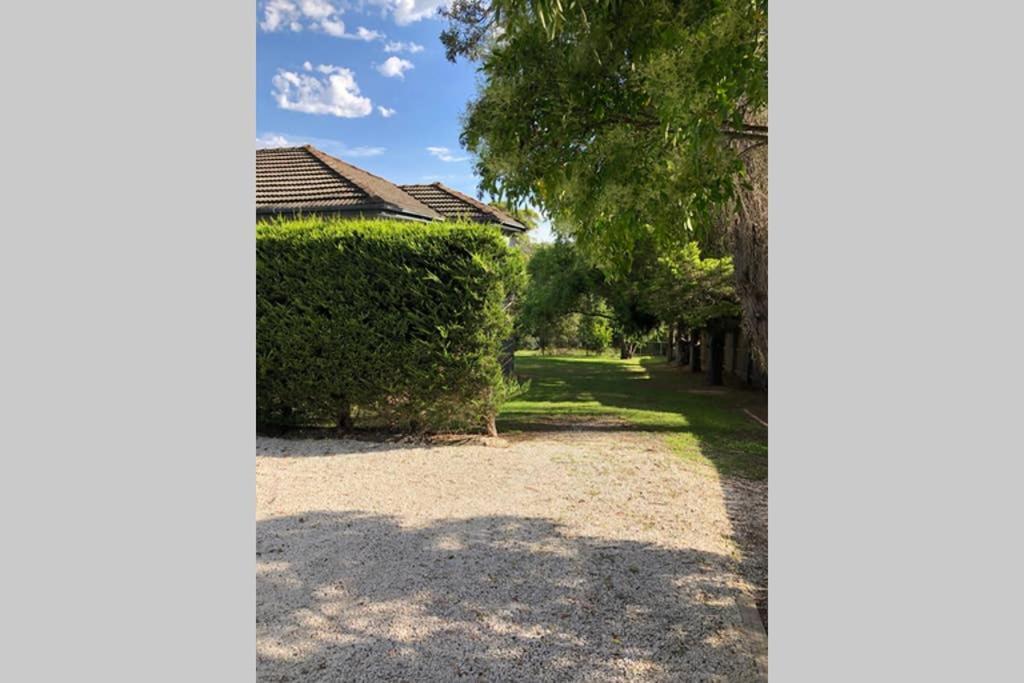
[721,128,768,141]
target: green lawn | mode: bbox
[499,351,768,479]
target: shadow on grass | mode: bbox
[499,355,767,480]
[257,511,763,681]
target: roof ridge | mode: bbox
[432,182,525,229]
[303,146,441,220]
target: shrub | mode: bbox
[577,312,613,354]
[257,217,525,434]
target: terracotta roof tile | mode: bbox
[400,183,526,231]
[256,146,441,220]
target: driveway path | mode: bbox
[257,431,766,681]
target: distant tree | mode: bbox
[648,243,740,333]
[518,240,658,358]
[645,242,741,383]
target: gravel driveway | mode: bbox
[257,431,766,682]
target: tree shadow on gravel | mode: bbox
[257,511,764,682]
[500,355,768,629]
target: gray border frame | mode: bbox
[3,1,1023,679]
[3,1,254,679]
[771,1,1023,680]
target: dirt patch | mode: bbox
[500,414,641,437]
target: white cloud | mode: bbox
[376,56,414,79]
[320,16,346,36]
[298,0,334,19]
[260,0,300,31]
[426,146,469,162]
[355,26,384,41]
[271,65,373,118]
[256,133,295,148]
[260,1,386,40]
[262,0,452,37]
[377,105,397,118]
[257,132,386,157]
[262,0,342,33]
[341,146,387,157]
[387,1,451,25]
[264,1,450,33]
[384,40,424,53]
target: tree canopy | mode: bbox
[517,239,740,358]
[647,242,741,331]
[443,0,768,364]
[444,0,766,247]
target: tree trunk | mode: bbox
[499,336,516,376]
[689,331,702,373]
[485,413,498,437]
[726,130,768,368]
[708,330,725,386]
[336,402,354,435]
[675,325,689,366]
[666,325,676,362]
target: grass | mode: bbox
[498,351,767,479]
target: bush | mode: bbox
[257,217,525,433]
[577,313,613,354]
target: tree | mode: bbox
[646,242,741,382]
[443,0,768,364]
[517,240,658,358]
[648,243,740,334]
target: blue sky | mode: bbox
[257,0,553,240]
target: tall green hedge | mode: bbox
[257,217,525,433]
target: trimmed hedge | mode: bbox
[257,217,525,433]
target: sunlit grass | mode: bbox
[499,351,767,479]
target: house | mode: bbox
[256,145,526,236]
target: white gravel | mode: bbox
[257,431,766,681]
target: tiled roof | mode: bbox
[400,183,527,232]
[256,146,441,220]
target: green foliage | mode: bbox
[257,217,525,433]
[517,240,659,355]
[647,242,741,331]
[535,312,583,351]
[577,306,613,354]
[489,200,542,231]
[446,0,767,257]
[444,1,767,366]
